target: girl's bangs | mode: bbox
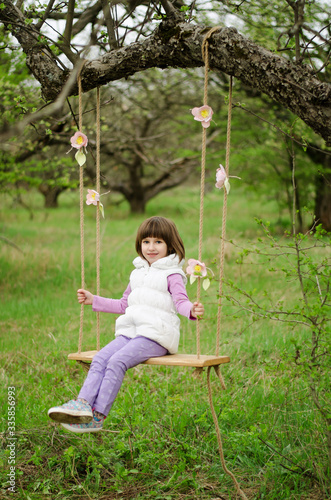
[140,218,167,241]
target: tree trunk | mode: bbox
[314,172,331,232]
[305,146,331,232]
[288,148,304,233]
[128,195,146,214]
[38,185,65,208]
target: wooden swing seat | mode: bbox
[68,350,230,367]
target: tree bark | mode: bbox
[1,2,331,145]
[314,171,331,232]
[38,185,65,208]
[305,146,331,231]
[128,195,146,214]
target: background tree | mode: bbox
[82,70,222,214]
[1,67,224,212]
[0,68,244,216]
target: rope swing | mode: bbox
[71,37,231,370]
[68,29,247,499]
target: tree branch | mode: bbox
[0,61,84,142]
[100,0,118,49]
[35,0,57,30]
[61,0,76,48]
[159,0,177,15]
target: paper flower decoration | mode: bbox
[86,189,100,205]
[186,258,211,290]
[86,189,105,218]
[215,164,230,194]
[191,105,213,128]
[70,131,88,149]
[186,259,207,277]
[215,164,242,194]
[68,131,88,167]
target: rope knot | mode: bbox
[201,26,222,67]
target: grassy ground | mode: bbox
[0,184,329,499]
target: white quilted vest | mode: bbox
[115,254,187,353]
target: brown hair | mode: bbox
[135,216,185,262]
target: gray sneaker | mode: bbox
[60,413,104,433]
[48,399,93,424]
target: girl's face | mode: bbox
[141,236,168,265]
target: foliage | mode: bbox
[225,218,331,489]
[0,29,30,86]
[209,0,331,69]
[0,28,79,205]
[0,67,226,212]
[85,69,221,213]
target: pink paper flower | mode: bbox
[186,259,208,277]
[86,189,100,206]
[191,105,213,128]
[215,164,227,189]
[70,131,88,149]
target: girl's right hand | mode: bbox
[77,289,93,305]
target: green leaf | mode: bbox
[203,278,210,291]
[75,150,86,166]
[224,178,231,194]
[99,202,105,219]
[190,275,197,285]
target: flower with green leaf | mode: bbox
[215,164,230,193]
[186,258,212,290]
[85,189,110,218]
[86,189,103,217]
[68,131,88,166]
[215,164,241,194]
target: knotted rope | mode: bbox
[200,28,247,500]
[78,73,85,354]
[196,28,219,359]
[207,368,248,500]
[197,26,230,360]
[96,87,101,351]
[77,78,102,353]
[216,76,233,358]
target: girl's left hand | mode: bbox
[191,301,204,318]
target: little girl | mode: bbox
[48,216,204,433]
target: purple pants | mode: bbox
[78,335,167,417]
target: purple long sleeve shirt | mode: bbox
[93,274,195,320]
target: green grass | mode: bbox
[0,185,328,499]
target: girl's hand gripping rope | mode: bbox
[77,289,93,305]
[191,301,204,319]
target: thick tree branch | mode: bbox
[81,17,331,145]
[159,0,177,15]
[1,0,67,93]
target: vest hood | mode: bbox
[133,254,185,271]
